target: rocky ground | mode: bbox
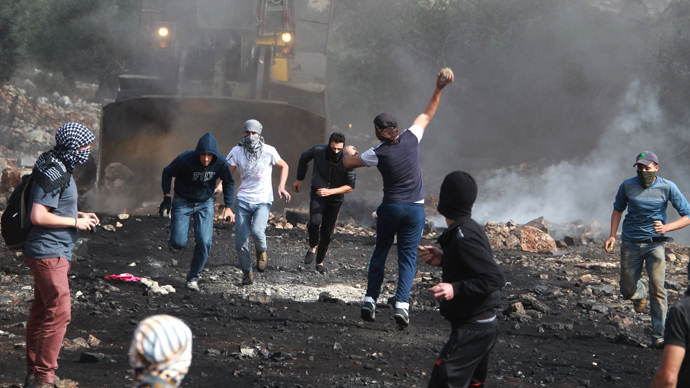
[0,211,687,388]
[1,77,685,388]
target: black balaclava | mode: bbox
[437,170,477,220]
[325,145,343,164]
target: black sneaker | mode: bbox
[304,251,315,264]
[316,263,327,274]
[361,301,376,322]
[394,307,409,327]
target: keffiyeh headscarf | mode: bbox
[239,119,265,169]
[33,122,95,195]
[129,315,193,388]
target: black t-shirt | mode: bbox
[665,297,690,386]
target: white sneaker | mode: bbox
[186,281,200,291]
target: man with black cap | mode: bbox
[419,170,505,388]
[343,69,453,327]
[159,132,235,292]
[605,151,690,349]
[292,132,356,273]
[653,264,690,387]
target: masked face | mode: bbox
[73,146,91,167]
[636,163,658,188]
[242,133,262,153]
[326,141,344,163]
[637,170,657,188]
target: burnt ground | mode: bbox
[0,214,684,388]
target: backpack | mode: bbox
[1,174,34,250]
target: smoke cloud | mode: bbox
[330,1,690,241]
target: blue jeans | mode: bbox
[170,196,215,282]
[620,240,667,339]
[235,200,271,273]
[366,202,425,304]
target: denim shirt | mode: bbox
[613,176,690,241]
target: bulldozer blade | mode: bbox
[98,96,326,213]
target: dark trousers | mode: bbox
[307,188,343,264]
[428,319,499,388]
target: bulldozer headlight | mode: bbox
[152,22,175,51]
[281,32,292,43]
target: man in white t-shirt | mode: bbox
[226,119,291,285]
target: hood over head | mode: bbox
[437,170,477,220]
[195,132,219,163]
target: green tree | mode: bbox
[0,4,20,82]
[655,0,690,121]
[16,0,139,92]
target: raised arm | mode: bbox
[412,70,454,131]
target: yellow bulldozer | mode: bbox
[97,0,332,211]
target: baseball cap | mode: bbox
[634,151,659,166]
[374,113,397,129]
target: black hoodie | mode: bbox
[437,217,505,322]
[162,132,234,206]
[436,170,505,323]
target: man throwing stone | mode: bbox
[343,69,453,327]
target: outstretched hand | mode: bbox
[419,245,442,266]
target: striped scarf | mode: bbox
[129,315,193,388]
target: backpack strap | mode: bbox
[19,174,34,230]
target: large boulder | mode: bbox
[519,225,557,253]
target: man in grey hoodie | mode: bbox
[160,132,235,292]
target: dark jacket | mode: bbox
[296,144,355,198]
[161,132,234,206]
[438,217,505,323]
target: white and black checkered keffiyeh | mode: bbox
[129,315,193,388]
[33,122,95,195]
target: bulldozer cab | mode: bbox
[98,0,333,213]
